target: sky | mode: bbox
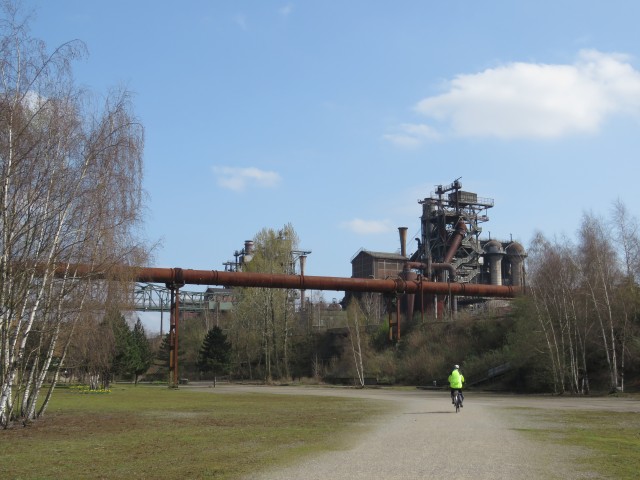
[18,1,640,331]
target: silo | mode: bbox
[242,240,254,264]
[483,240,505,286]
[506,242,526,287]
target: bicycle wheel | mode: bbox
[454,391,460,413]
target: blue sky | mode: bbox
[21,1,640,324]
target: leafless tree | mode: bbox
[610,200,640,392]
[528,205,639,394]
[0,2,145,426]
[611,200,640,283]
[528,232,591,394]
[578,213,624,392]
[357,292,385,326]
[345,301,365,387]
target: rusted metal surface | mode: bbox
[406,261,456,280]
[135,268,520,297]
[398,227,408,258]
[51,263,520,298]
[168,287,180,388]
[444,219,467,263]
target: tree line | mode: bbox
[524,202,640,394]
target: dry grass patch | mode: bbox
[2,385,385,479]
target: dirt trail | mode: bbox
[189,384,639,480]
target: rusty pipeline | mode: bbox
[405,261,456,281]
[444,219,467,264]
[49,263,519,298]
[399,227,408,258]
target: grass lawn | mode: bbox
[1,384,386,479]
[515,406,640,479]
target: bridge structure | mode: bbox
[133,283,234,313]
[132,283,235,336]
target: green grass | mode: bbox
[1,385,386,479]
[514,408,640,479]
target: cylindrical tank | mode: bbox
[243,240,254,263]
[484,240,505,286]
[506,242,526,287]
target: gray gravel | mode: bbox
[186,384,639,480]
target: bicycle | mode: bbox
[452,389,463,413]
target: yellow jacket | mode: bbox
[448,369,464,389]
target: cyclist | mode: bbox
[448,364,465,406]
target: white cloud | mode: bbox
[382,123,441,148]
[213,166,281,192]
[341,218,393,235]
[389,50,640,142]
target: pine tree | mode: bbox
[106,311,135,383]
[154,333,186,382]
[197,327,231,383]
[131,318,153,385]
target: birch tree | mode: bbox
[578,213,623,392]
[345,301,366,387]
[528,233,591,394]
[610,200,640,392]
[231,224,299,381]
[0,2,145,427]
[527,205,639,394]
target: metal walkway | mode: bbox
[132,283,235,313]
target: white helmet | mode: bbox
[454,364,460,369]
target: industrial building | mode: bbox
[348,179,526,321]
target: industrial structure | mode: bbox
[116,178,526,385]
[136,179,526,333]
[133,284,234,335]
[349,178,526,323]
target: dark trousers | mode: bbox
[450,388,464,402]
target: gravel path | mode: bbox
[187,384,639,480]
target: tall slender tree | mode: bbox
[346,301,366,387]
[0,1,146,426]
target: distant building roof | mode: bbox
[351,249,405,262]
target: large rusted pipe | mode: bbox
[399,269,418,322]
[405,261,456,281]
[398,227,408,258]
[152,269,519,296]
[444,220,467,263]
[49,263,519,297]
